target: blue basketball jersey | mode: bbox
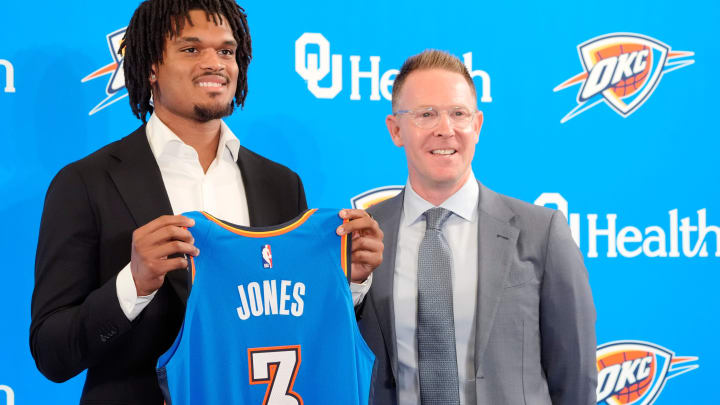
[157,209,375,405]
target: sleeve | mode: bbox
[540,210,598,405]
[351,273,373,306]
[30,165,134,382]
[116,263,158,321]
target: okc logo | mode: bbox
[82,27,127,115]
[596,340,698,405]
[261,244,273,269]
[350,186,403,210]
[555,33,694,123]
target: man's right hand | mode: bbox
[130,215,199,296]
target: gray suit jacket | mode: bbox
[357,182,597,405]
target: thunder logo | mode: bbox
[596,340,698,405]
[350,186,403,210]
[82,28,128,115]
[555,33,694,123]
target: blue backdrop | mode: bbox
[1,1,717,404]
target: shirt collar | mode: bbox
[145,112,241,162]
[402,172,479,227]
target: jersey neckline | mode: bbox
[199,209,317,238]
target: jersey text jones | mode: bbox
[237,280,305,320]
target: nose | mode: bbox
[434,110,455,137]
[199,49,224,71]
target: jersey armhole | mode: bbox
[186,213,214,291]
[341,221,352,285]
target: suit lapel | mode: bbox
[107,126,186,301]
[236,147,264,227]
[369,191,404,381]
[474,182,519,374]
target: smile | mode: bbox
[194,74,229,89]
[431,149,456,155]
[196,81,225,88]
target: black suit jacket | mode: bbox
[30,125,307,404]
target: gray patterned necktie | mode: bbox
[417,207,460,405]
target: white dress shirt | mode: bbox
[394,174,479,405]
[115,113,370,320]
[116,113,248,320]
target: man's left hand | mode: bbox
[337,209,383,283]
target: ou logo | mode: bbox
[0,60,15,93]
[294,33,342,99]
[0,385,14,405]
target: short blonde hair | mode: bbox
[391,50,476,110]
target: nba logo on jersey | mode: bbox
[262,244,273,268]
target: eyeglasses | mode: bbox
[394,106,476,129]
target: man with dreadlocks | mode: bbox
[30,1,383,403]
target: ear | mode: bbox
[149,64,158,84]
[386,114,404,147]
[473,110,484,143]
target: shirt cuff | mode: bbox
[350,272,373,306]
[116,263,158,321]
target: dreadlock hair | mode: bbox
[120,0,252,122]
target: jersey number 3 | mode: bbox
[248,345,303,405]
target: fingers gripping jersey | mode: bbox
[157,209,375,405]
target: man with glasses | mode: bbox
[356,50,597,405]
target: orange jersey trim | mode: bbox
[190,256,196,284]
[200,209,317,238]
[340,220,349,277]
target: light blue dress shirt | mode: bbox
[394,174,479,405]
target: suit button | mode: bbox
[98,323,119,343]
